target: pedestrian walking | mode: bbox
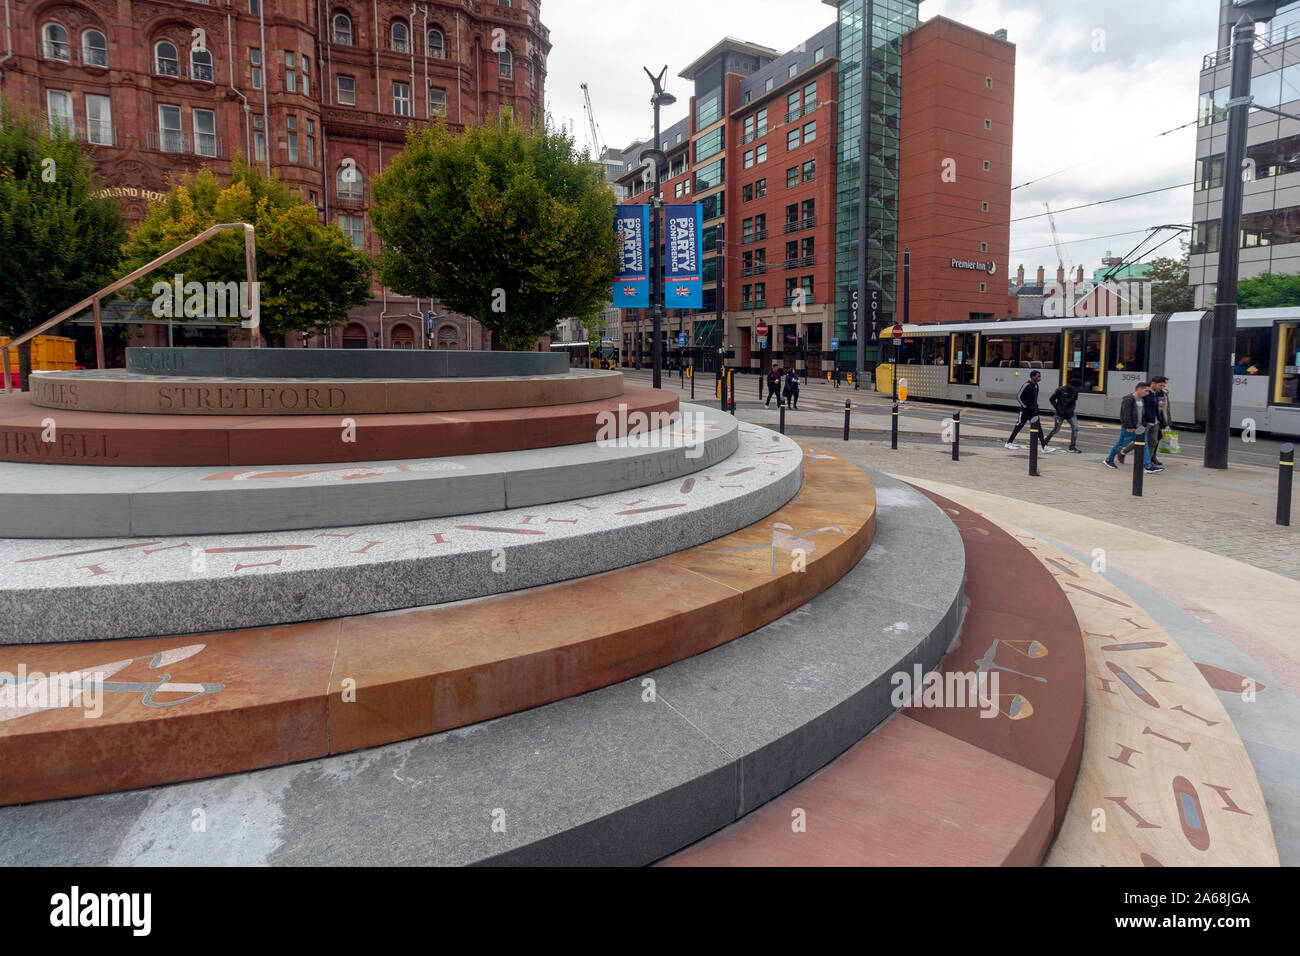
[784,368,800,409]
[765,366,782,407]
[833,366,841,389]
[1044,378,1083,453]
[1103,381,1161,471]
[1148,375,1170,468]
[1004,370,1053,452]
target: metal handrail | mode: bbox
[2,222,259,392]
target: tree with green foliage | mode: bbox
[123,159,373,346]
[0,97,125,388]
[1146,243,1196,313]
[369,113,619,351]
[1237,271,1300,307]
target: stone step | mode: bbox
[0,419,801,642]
[0,404,738,538]
[0,446,875,807]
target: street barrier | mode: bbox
[1029,417,1040,476]
[1132,434,1145,497]
[1279,443,1294,527]
[952,409,961,462]
[843,400,851,441]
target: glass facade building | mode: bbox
[835,0,918,369]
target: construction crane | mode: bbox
[1044,202,1069,275]
[580,83,605,159]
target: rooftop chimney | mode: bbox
[1036,265,1044,285]
[1057,265,1066,285]
[1017,264,1025,286]
[1076,265,1084,284]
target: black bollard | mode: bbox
[690,369,694,401]
[891,400,899,450]
[843,400,851,441]
[719,373,727,413]
[729,371,737,416]
[1029,416,1040,476]
[780,404,786,435]
[1131,434,1145,497]
[1278,443,1294,526]
[952,409,961,462]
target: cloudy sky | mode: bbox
[541,0,1231,280]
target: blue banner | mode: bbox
[613,205,649,309]
[665,203,703,309]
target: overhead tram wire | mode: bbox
[1011,118,1198,193]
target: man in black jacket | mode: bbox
[1004,371,1053,451]
[1044,378,1083,453]
[1104,381,1160,471]
[1148,375,1170,468]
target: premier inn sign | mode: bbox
[951,258,997,275]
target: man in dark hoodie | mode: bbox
[765,366,782,407]
[1044,378,1083,453]
[1004,370,1053,452]
[1104,381,1161,471]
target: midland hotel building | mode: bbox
[617,1,1015,377]
[0,0,550,353]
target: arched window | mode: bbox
[336,161,363,201]
[427,28,444,58]
[341,322,368,349]
[42,22,70,60]
[498,47,512,79]
[190,47,213,83]
[81,29,107,67]
[391,20,408,52]
[332,13,352,45]
[155,40,179,76]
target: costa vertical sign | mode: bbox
[614,204,649,309]
[664,203,703,309]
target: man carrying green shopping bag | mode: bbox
[1150,376,1178,463]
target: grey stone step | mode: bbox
[0,404,738,538]
[0,470,963,866]
[0,417,800,643]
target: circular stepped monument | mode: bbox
[0,345,1024,866]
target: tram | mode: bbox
[549,341,620,370]
[887,308,1300,436]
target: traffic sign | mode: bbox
[756,320,768,336]
[892,324,904,340]
[678,332,686,347]
[758,336,767,349]
[830,337,839,350]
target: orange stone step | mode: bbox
[0,447,876,806]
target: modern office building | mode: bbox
[616,3,1013,378]
[1192,0,1300,308]
[1,0,550,354]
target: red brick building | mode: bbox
[897,17,1015,325]
[0,0,550,353]
[614,14,1014,379]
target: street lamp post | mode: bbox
[644,65,676,391]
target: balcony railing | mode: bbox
[784,100,816,124]
[146,130,223,158]
[189,63,214,83]
[155,59,180,77]
[741,264,768,277]
[783,216,816,234]
[786,293,814,307]
[42,41,71,61]
[80,48,108,68]
[783,258,798,270]
[741,229,767,245]
[75,120,117,147]
[740,300,767,311]
[392,39,411,53]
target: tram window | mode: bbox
[1065,329,1106,392]
[950,332,977,384]
[1276,322,1299,404]
[1108,331,1147,371]
[984,335,1017,367]
[1232,327,1271,375]
[899,338,946,364]
[1018,333,1058,369]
